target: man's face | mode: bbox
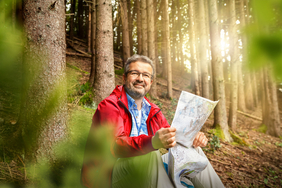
[123,61,153,100]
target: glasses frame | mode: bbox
[126,70,153,80]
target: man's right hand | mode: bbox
[151,127,176,149]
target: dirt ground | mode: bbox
[66,50,282,188]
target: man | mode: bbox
[81,55,225,188]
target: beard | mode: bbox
[124,80,148,99]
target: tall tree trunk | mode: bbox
[263,69,281,137]
[228,0,239,131]
[89,0,96,86]
[141,0,148,56]
[127,0,133,56]
[188,0,200,96]
[198,0,209,99]
[176,0,184,73]
[163,0,172,98]
[78,0,84,39]
[70,0,76,43]
[237,0,247,112]
[86,5,91,52]
[94,0,115,103]
[154,0,160,75]
[136,0,142,54]
[120,0,130,63]
[22,0,67,161]
[161,25,167,79]
[170,0,177,67]
[208,0,232,142]
[147,0,157,98]
[116,10,121,51]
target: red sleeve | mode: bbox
[93,99,156,158]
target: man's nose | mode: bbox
[136,73,144,81]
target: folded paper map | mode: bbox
[167,91,218,187]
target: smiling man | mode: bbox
[81,55,224,188]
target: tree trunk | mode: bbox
[147,0,157,98]
[136,0,142,54]
[78,0,84,39]
[87,5,91,53]
[120,0,130,62]
[163,0,172,99]
[208,0,232,142]
[89,0,96,87]
[154,0,160,75]
[94,0,115,104]
[22,0,67,161]
[198,0,209,99]
[228,0,239,131]
[176,0,184,73]
[141,0,148,56]
[170,0,177,67]
[70,0,76,43]
[127,0,133,56]
[161,26,167,79]
[263,69,281,137]
[188,0,200,96]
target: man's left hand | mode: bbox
[193,132,208,148]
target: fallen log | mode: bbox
[66,52,91,58]
[237,110,262,121]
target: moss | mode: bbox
[257,124,267,133]
[115,68,124,76]
[229,130,249,146]
[208,125,225,140]
[66,62,89,74]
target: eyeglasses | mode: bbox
[126,70,152,80]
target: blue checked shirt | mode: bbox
[126,93,151,137]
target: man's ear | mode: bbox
[122,74,126,84]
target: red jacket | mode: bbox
[81,85,170,187]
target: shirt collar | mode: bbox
[126,93,151,111]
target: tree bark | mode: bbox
[77,0,84,38]
[176,0,184,73]
[127,0,133,56]
[94,0,115,104]
[163,0,172,98]
[147,0,157,98]
[89,0,96,87]
[120,0,130,62]
[198,0,209,99]
[70,0,76,43]
[22,0,67,161]
[87,4,91,53]
[263,68,281,137]
[208,0,232,142]
[188,0,200,96]
[228,0,239,131]
[136,0,142,54]
[141,0,148,56]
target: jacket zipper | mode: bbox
[148,109,161,136]
[118,97,134,135]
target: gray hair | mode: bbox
[124,54,155,78]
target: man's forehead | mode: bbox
[129,61,153,71]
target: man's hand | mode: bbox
[193,132,208,148]
[152,127,176,149]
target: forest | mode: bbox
[0,0,282,187]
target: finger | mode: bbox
[168,141,176,148]
[169,127,176,132]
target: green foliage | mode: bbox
[275,142,282,147]
[246,0,282,80]
[171,98,177,106]
[115,68,124,76]
[229,131,249,146]
[66,63,89,74]
[257,124,267,133]
[209,135,222,153]
[154,99,163,109]
[208,126,224,140]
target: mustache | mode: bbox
[133,81,145,87]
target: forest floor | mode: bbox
[66,47,282,188]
